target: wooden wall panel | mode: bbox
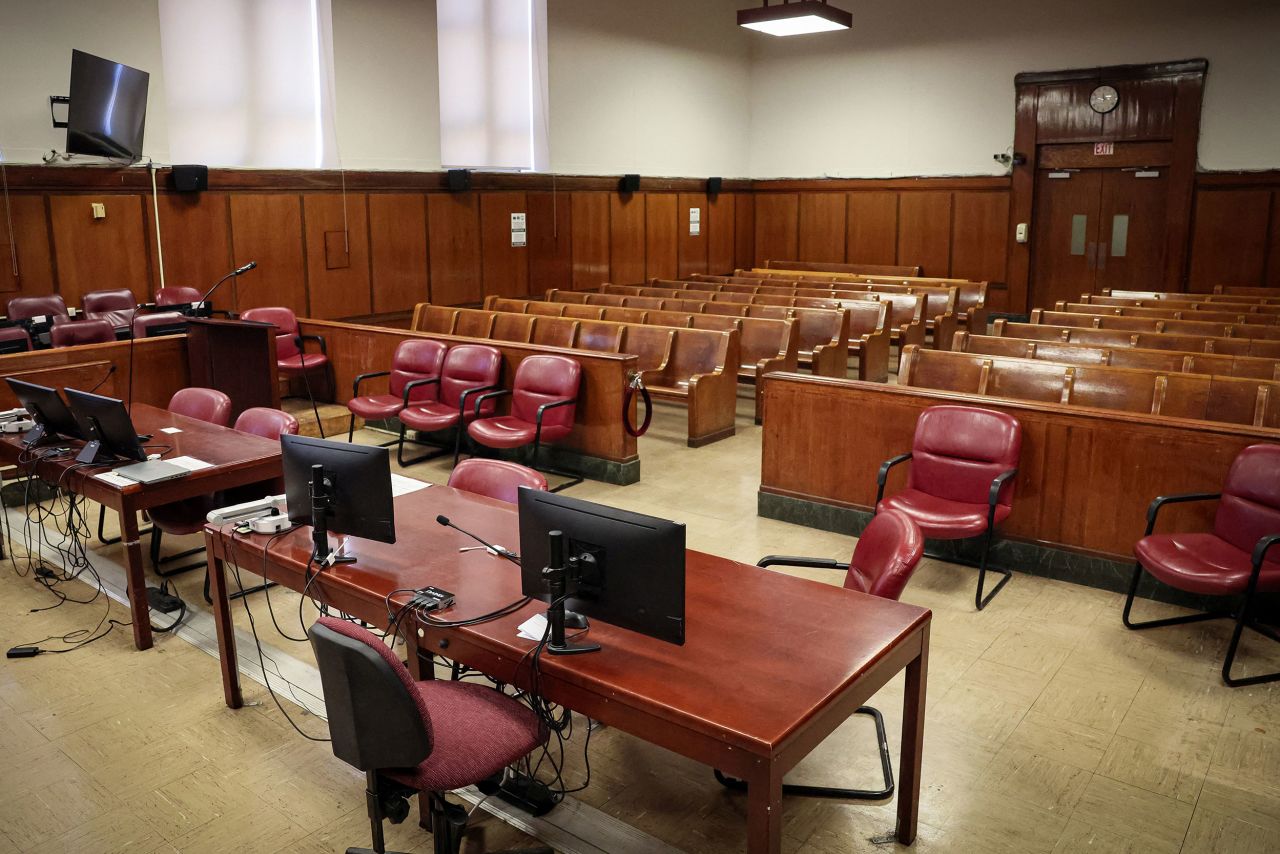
[796,193,846,263]
[608,194,646,284]
[1269,192,1280,289]
[896,192,952,277]
[734,193,755,270]
[570,192,609,291]
[527,191,571,296]
[303,193,371,320]
[48,194,150,306]
[706,193,736,274]
[753,193,799,267]
[146,192,232,308]
[645,193,678,281]
[1035,82,1104,143]
[845,192,898,266]
[426,193,482,305]
[368,193,428,315]
[229,194,306,312]
[950,192,1009,288]
[1107,78,1177,141]
[0,195,56,299]
[1187,190,1271,292]
[676,192,708,278]
[479,192,529,300]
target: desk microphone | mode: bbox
[435,515,519,563]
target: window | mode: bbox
[158,0,339,168]
[437,0,549,171]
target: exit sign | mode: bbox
[1094,142,1115,156]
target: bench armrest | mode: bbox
[401,376,440,407]
[352,370,390,398]
[757,555,850,571]
[469,387,508,417]
[1144,492,1221,536]
[875,453,913,505]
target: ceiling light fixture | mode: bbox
[737,0,852,37]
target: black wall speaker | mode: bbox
[707,176,723,196]
[447,169,471,192]
[619,174,641,193]
[170,164,208,193]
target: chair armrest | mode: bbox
[757,555,850,571]
[297,333,327,355]
[401,376,440,407]
[1144,492,1221,536]
[470,387,509,417]
[875,453,913,505]
[534,397,576,429]
[987,468,1019,525]
[352,370,390,398]
[1250,534,1280,583]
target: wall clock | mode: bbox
[1090,85,1120,114]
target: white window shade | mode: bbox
[158,0,339,168]
[438,0,549,171]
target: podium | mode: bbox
[186,318,280,421]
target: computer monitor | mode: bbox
[142,318,189,337]
[518,489,686,646]
[5,378,84,445]
[66,50,149,161]
[281,434,396,560]
[63,388,146,463]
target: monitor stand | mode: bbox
[21,424,46,449]
[75,439,112,465]
[543,530,600,656]
[310,464,356,566]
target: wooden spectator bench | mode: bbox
[1075,294,1280,316]
[1054,301,1280,326]
[1215,286,1280,300]
[1105,288,1280,306]
[762,259,923,277]
[1032,309,1280,341]
[993,319,1280,359]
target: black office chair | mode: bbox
[309,616,553,854]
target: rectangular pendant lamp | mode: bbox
[737,0,852,36]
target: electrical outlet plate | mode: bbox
[91,202,106,219]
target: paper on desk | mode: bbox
[168,455,213,471]
[391,473,430,498]
[159,427,183,435]
[517,613,549,641]
[93,471,134,488]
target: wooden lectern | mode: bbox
[186,317,280,420]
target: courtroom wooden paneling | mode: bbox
[228,193,307,313]
[676,192,709,278]
[426,193,482,306]
[950,191,1009,312]
[0,194,56,299]
[796,193,846,264]
[368,193,428,314]
[645,193,678,282]
[479,192,530,300]
[48,193,150,306]
[845,192,898,267]
[145,192,233,309]
[734,192,755,271]
[608,193,646,285]
[753,193,799,268]
[570,192,609,291]
[896,192,952,278]
[1188,190,1271,292]
[303,193,371,320]
[0,336,189,410]
[526,190,572,295]
[1270,191,1280,289]
[706,192,736,275]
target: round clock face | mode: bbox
[1090,85,1120,114]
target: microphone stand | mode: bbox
[198,261,257,316]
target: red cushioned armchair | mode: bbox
[50,318,117,347]
[447,459,547,505]
[875,404,1022,610]
[82,288,137,333]
[397,344,503,468]
[242,306,331,436]
[347,339,447,442]
[1124,443,1280,687]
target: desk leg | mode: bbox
[897,623,929,845]
[745,761,783,854]
[119,504,153,651]
[207,545,243,709]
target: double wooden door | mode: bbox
[1031,167,1168,309]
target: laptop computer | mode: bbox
[114,459,191,485]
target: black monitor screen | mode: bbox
[281,435,396,545]
[5,379,84,441]
[66,50,149,161]
[63,388,146,461]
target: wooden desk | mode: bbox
[0,404,282,650]
[204,486,931,853]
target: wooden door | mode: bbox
[1094,168,1168,293]
[1031,169,1102,308]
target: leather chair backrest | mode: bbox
[241,307,301,358]
[132,312,187,338]
[847,509,924,601]
[234,406,300,439]
[1215,443,1280,555]
[169,387,233,426]
[511,355,580,428]
[448,459,547,504]
[309,616,431,772]
[84,288,136,313]
[9,295,68,321]
[0,326,33,351]
[156,286,204,305]
[908,405,1021,508]
[50,319,115,347]
[439,344,503,412]
[389,339,447,402]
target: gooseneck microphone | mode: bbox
[436,515,519,563]
[199,260,258,306]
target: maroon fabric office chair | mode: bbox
[467,355,581,490]
[242,306,330,436]
[155,286,203,305]
[50,319,116,347]
[875,405,1021,610]
[397,344,503,467]
[131,312,186,338]
[447,459,547,505]
[1124,443,1280,687]
[347,339,448,442]
[0,326,33,353]
[7,295,68,321]
[309,616,550,854]
[720,509,925,801]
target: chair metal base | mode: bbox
[714,705,894,800]
[924,527,1011,611]
[97,504,151,546]
[396,422,459,468]
[150,527,206,578]
[348,413,402,448]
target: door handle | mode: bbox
[1098,242,1107,271]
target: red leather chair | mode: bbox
[875,405,1021,610]
[397,344,502,467]
[131,312,187,338]
[82,288,138,334]
[7,295,68,321]
[309,616,550,854]
[346,339,447,442]
[50,319,116,347]
[467,355,581,490]
[447,459,548,504]
[716,510,925,801]
[241,306,330,436]
[1124,443,1280,687]
[155,286,203,306]
[0,325,33,354]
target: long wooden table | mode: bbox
[0,403,282,650]
[204,485,931,854]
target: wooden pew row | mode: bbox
[758,371,1280,565]
[1054,301,1280,326]
[899,345,1280,428]
[1075,294,1280,316]
[953,332,1280,381]
[762,258,922,277]
[408,305,738,447]
[614,282,842,311]
[1215,286,1280,300]
[992,319,1280,359]
[1104,288,1280,306]
[1031,309,1280,342]
[0,336,189,411]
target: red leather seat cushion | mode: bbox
[278,353,328,373]
[877,488,1011,539]
[1136,533,1280,597]
[400,401,465,433]
[468,416,539,448]
[347,393,403,420]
